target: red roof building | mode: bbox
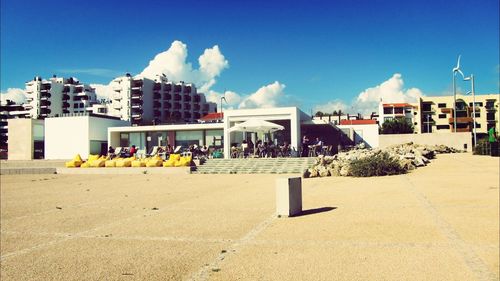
[339,119,377,125]
[199,112,223,122]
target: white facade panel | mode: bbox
[337,124,379,148]
[45,116,89,160]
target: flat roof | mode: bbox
[109,122,224,133]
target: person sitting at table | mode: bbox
[241,140,249,157]
[107,146,115,159]
[313,137,323,156]
[259,141,268,158]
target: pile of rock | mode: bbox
[303,143,463,178]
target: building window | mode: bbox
[405,108,412,113]
[79,103,84,108]
[475,123,481,129]
[469,102,483,107]
[436,125,450,130]
[383,108,393,114]
[438,103,447,108]
[73,103,78,108]
[394,107,404,114]
[438,114,447,119]
[474,112,480,118]
[486,112,496,121]
[98,108,106,113]
[422,103,432,111]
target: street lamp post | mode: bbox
[464,74,477,145]
[452,55,464,133]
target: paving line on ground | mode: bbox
[402,175,498,281]
[186,214,277,281]
[0,198,209,261]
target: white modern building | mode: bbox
[378,102,420,133]
[108,74,217,126]
[107,107,338,159]
[1,100,29,152]
[24,76,98,119]
[44,114,129,159]
[337,119,379,148]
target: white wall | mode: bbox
[45,116,89,160]
[337,124,379,148]
[379,132,472,151]
[45,116,129,159]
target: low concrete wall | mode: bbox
[379,132,472,151]
[56,167,192,175]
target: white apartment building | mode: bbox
[419,94,499,134]
[378,102,421,133]
[107,74,217,126]
[24,76,98,119]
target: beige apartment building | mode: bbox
[419,94,499,134]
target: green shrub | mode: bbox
[380,118,414,134]
[350,152,406,177]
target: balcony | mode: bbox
[153,83,161,91]
[131,108,143,114]
[163,102,172,109]
[183,95,191,102]
[40,92,51,99]
[131,113,142,119]
[131,92,142,99]
[184,111,192,119]
[41,84,51,91]
[164,84,172,91]
[63,109,70,114]
[173,94,181,101]
[62,94,70,101]
[153,101,161,108]
[112,84,122,91]
[163,93,172,100]
[193,104,201,111]
[193,95,201,102]
[183,103,191,110]
[40,100,51,107]
[131,80,143,89]
[154,110,161,117]
[26,97,34,102]
[73,96,89,101]
[448,117,472,124]
[153,92,161,99]
[173,103,181,110]
[173,85,181,92]
[193,112,201,119]
[164,110,171,117]
[112,103,122,110]
[62,86,70,93]
[112,93,122,100]
[40,108,51,115]
[183,86,192,93]
[62,102,70,108]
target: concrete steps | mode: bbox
[194,157,316,174]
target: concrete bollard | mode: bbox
[276,177,302,217]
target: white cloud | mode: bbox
[72,41,293,112]
[204,82,289,110]
[313,100,348,114]
[139,40,228,92]
[353,73,423,114]
[0,88,26,104]
[90,83,114,101]
[239,82,286,109]
[58,68,122,78]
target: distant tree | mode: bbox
[315,111,324,117]
[337,109,343,124]
[332,110,338,115]
[380,118,414,134]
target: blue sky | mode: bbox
[1,0,498,113]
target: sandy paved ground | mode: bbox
[0,153,498,281]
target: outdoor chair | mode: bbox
[173,146,182,154]
[147,146,159,157]
[135,148,146,158]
